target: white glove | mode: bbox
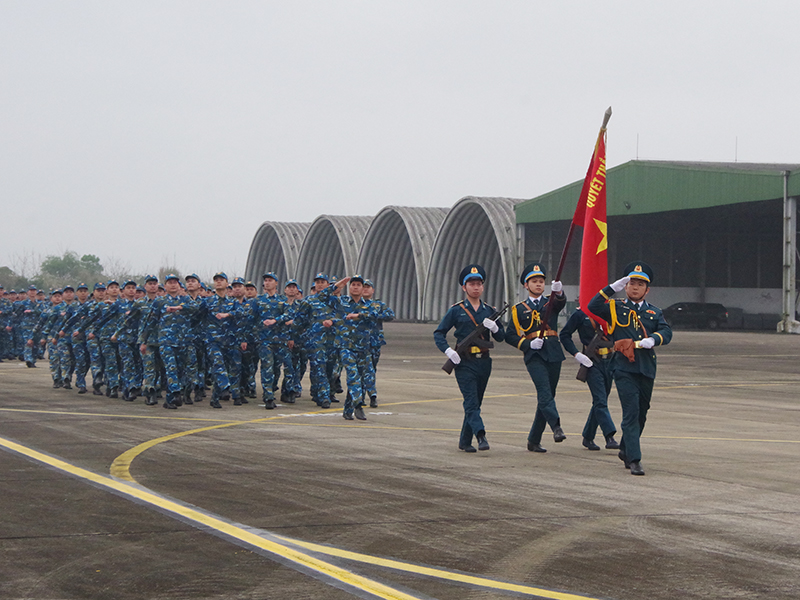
[639,337,655,349]
[482,317,498,333]
[610,276,630,293]
[445,347,461,364]
[551,280,563,293]
[574,352,593,368]
[529,337,544,350]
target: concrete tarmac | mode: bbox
[1,323,798,600]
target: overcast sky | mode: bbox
[2,1,799,278]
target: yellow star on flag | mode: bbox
[593,218,608,254]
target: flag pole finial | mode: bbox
[602,106,612,130]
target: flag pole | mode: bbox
[539,107,612,333]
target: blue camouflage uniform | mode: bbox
[363,288,394,404]
[138,288,197,407]
[0,291,14,360]
[51,293,80,388]
[88,297,125,396]
[63,293,94,392]
[325,282,379,418]
[17,292,44,365]
[250,291,293,404]
[33,296,63,384]
[291,277,338,407]
[200,287,246,403]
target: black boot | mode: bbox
[369,395,378,408]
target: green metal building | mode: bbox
[515,160,800,328]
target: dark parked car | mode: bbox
[663,302,728,329]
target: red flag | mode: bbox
[573,129,609,326]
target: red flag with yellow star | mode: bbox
[572,128,608,326]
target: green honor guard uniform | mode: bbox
[587,261,673,476]
[434,265,505,453]
[504,264,567,453]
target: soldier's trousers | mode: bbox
[0,328,10,358]
[206,341,241,399]
[340,348,370,416]
[327,347,341,392]
[22,327,37,364]
[56,338,75,383]
[454,356,492,448]
[370,345,381,368]
[525,355,562,444]
[360,352,377,398]
[118,341,142,392]
[160,344,187,394]
[614,370,654,463]
[70,339,89,389]
[14,328,25,358]
[582,357,617,441]
[100,339,120,390]
[47,340,62,383]
[141,344,161,392]
[305,345,330,403]
[184,341,200,390]
[288,347,306,395]
[87,337,105,388]
[241,340,258,394]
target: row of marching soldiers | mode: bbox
[5,271,394,418]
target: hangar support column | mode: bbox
[778,170,800,333]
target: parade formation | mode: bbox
[0,272,395,419]
[1,259,673,475]
[435,260,672,476]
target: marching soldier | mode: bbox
[587,262,673,476]
[361,279,394,408]
[504,264,567,453]
[434,265,505,453]
[139,274,198,409]
[325,275,378,421]
[559,307,619,451]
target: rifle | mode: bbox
[442,303,510,374]
[576,331,614,382]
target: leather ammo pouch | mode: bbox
[614,339,636,363]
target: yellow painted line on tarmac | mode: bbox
[0,406,251,423]
[657,382,798,390]
[276,535,596,600]
[0,435,426,600]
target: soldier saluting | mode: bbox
[587,261,672,476]
[434,265,505,453]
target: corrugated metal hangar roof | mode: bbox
[515,160,800,224]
